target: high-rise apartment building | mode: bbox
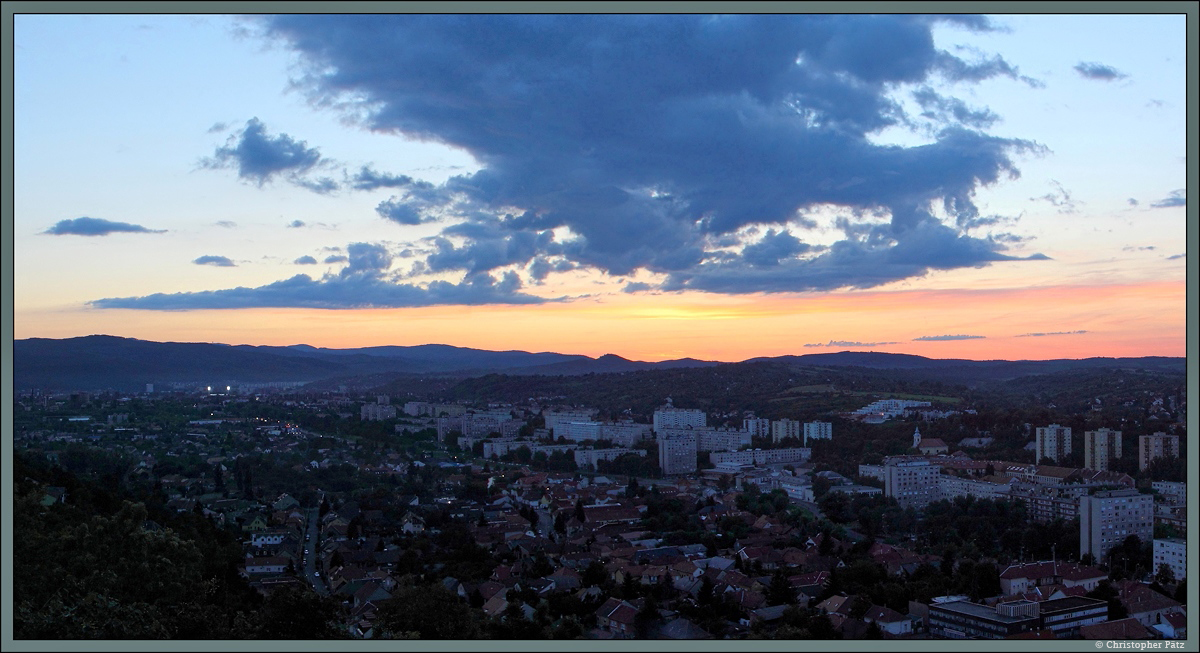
[883,457,940,509]
[743,418,771,438]
[1035,424,1072,464]
[657,431,698,475]
[771,418,802,443]
[1083,428,1122,471]
[1139,432,1180,471]
[803,421,833,446]
[1079,489,1153,561]
[653,399,706,432]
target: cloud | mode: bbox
[202,117,336,192]
[1016,330,1087,337]
[287,220,306,228]
[252,15,1045,295]
[803,340,901,347]
[912,334,985,341]
[324,254,349,264]
[194,255,236,267]
[1073,61,1128,81]
[1166,253,1185,261]
[215,220,238,228]
[294,255,318,265]
[44,217,165,236]
[912,86,999,129]
[1121,245,1155,252]
[1030,180,1079,214]
[1126,198,1139,207]
[350,166,415,190]
[1150,189,1185,208]
[92,242,555,309]
[622,282,652,294]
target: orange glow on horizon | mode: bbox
[14,280,1185,363]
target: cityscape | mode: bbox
[8,10,1192,646]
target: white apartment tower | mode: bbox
[803,421,833,446]
[771,418,802,443]
[883,458,941,509]
[653,398,706,432]
[658,431,698,475]
[743,418,771,438]
[1139,432,1180,472]
[1035,424,1072,464]
[1079,489,1153,561]
[1083,428,1123,471]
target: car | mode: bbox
[314,572,320,577]
[304,549,309,555]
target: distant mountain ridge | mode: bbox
[12,335,1184,391]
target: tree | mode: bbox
[575,498,587,523]
[1154,563,1177,586]
[767,569,795,606]
[376,583,480,639]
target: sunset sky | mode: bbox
[12,13,1190,362]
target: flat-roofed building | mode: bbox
[709,447,810,467]
[1139,432,1180,471]
[1153,538,1187,582]
[658,431,697,476]
[653,399,705,432]
[884,457,940,509]
[771,418,802,443]
[803,421,832,445]
[1035,424,1072,464]
[1083,428,1122,471]
[1152,481,1187,506]
[1080,489,1153,561]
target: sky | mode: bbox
[11,12,1191,362]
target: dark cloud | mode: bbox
[1127,198,1139,207]
[912,87,999,129]
[741,229,813,267]
[44,217,165,236]
[350,166,415,190]
[294,255,318,265]
[248,16,1045,295]
[92,242,553,309]
[1016,330,1087,337]
[661,219,1045,294]
[287,220,306,228]
[1150,189,1185,208]
[376,197,427,225]
[622,282,652,294]
[324,254,349,264]
[194,255,236,267]
[912,334,985,341]
[1073,61,1128,81]
[203,118,336,191]
[1166,253,1185,261]
[803,340,901,347]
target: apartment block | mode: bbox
[1035,424,1072,464]
[803,421,833,446]
[1153,538,1186,582]
[771,418,802,443]
[709,447,811,467]
[883,457,940,509]
[653,400,706,432]
[658,432,698,475]
[1139,432,1180,471]
[1083,428,1122,471]
[1079,489,1154,561]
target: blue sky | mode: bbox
[12,12,1190,360]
